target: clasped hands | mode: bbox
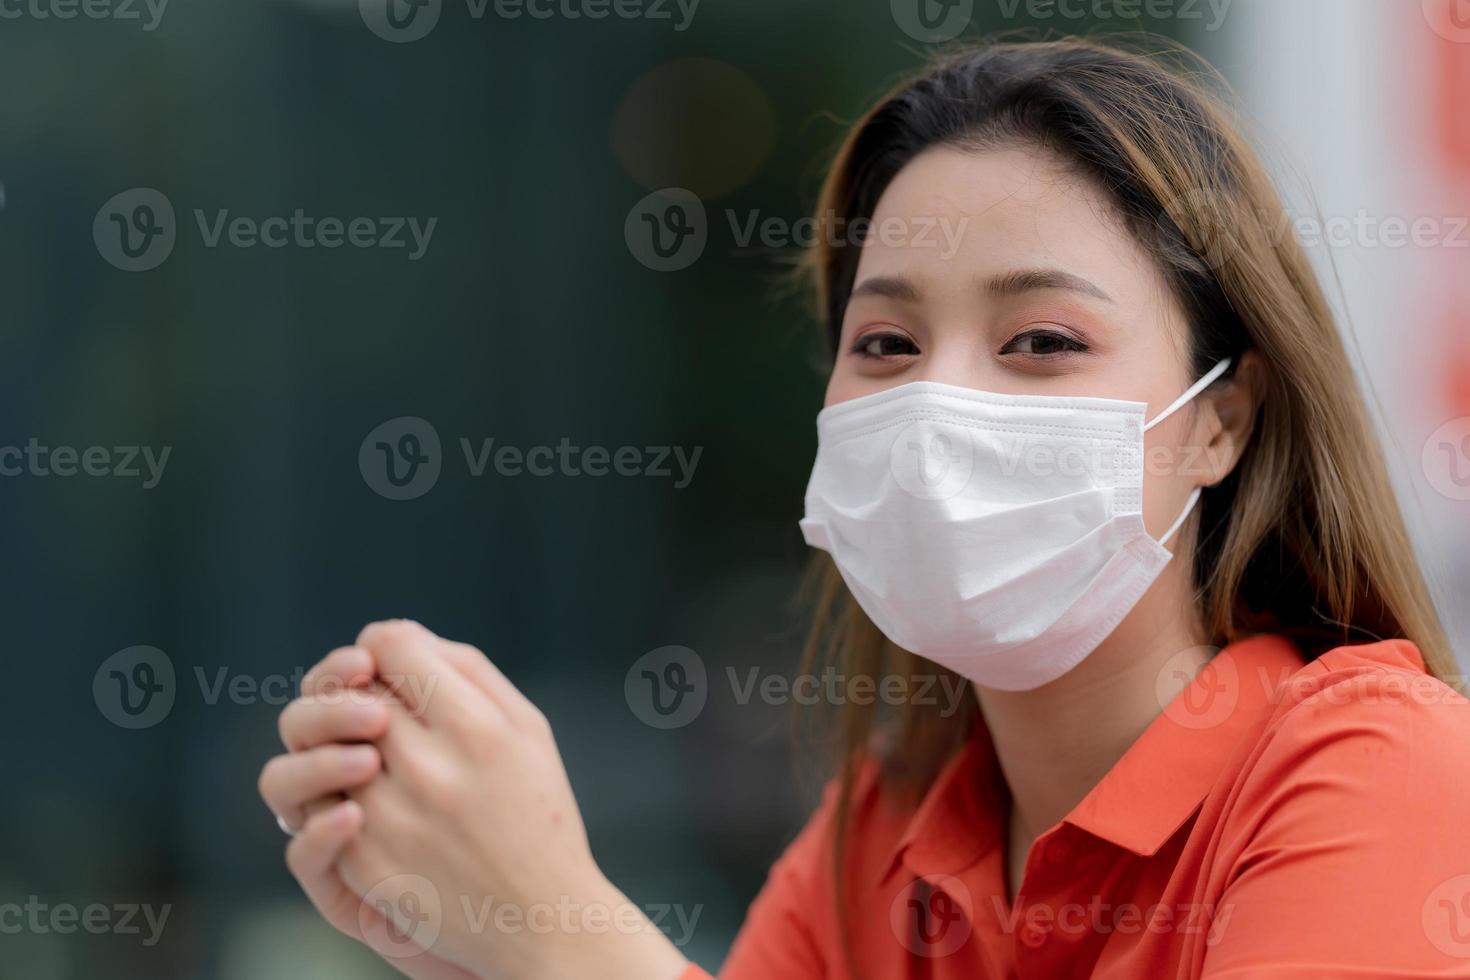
[257,620,689,980]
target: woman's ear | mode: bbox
[1194,349,1265,488]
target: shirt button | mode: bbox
[1021,922,1049,948]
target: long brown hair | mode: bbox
[791,33,1458,969]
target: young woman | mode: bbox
[258,37,1470,979]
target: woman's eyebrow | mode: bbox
[985,268,1115,304]
[850,269,1115,305]
[849,275,921,303]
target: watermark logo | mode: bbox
[995,0,1233,30]
[360,0,442,42]
[95,649,442,727]
[890,0,973,43]
[1155,645,1236,730]
[1423,417,1470,502]
[460,894,700,944]
[624,645,707,729]
[361,0,698,42]
[1155,190,1470,274]
[93,645,176,730]
[360,417,443,501]
[624,649,968,728]
[0,897,170,946]
[992,894,1234,946]
[361,875,443,958]
[1424,0,1470,43]
[627,193,970,273]
[94,189,437,271]
[360,418,702,499]
[890,875,973,958]
[1423,874,1470,957]
[625,187,707,272]
[0,0,168,31]
[891,421,975,501]
[0,440,171,487]
[94,188,176,272]
[728,666,967,717]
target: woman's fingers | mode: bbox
[287,799,477,980]
[301,645,377,698]
[260,744,381,830]
[438,640,546,732]
[285,799,368,933]
[279,690,391,752]
[357,620,483,728]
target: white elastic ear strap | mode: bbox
[1160,486,1202,550]
[1143,357,1233,432]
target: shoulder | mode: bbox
[1231,638,1470,828]
[1199,639,1470,971]
[1260,638,1469,746]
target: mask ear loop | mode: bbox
[1159,486,1202,551]
[1142,357,1233,551]
[1142,357,1233,433]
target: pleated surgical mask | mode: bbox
[799,358,1232,691]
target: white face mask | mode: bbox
[799,358,1232,692]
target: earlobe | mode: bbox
[1203,350,1264,486]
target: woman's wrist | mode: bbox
[470,878,690,980]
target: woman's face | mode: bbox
[828,141,1216,543]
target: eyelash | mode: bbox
[848,328,1090,360]
[849,332,919,360]
[1000,329,1091,357]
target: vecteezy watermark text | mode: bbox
[194,210,436,260]
[0,439,170,488]
[360,875,700,959]
[0,897,170,947]
[624,646,969,730]
[360,417,702,500]
[94,188,437,272]
[727,666,968,717]
[92,645,444,729]
[0,0,167,30]
[889,0,1233,44]
[460,438,701,487]
[359,0,700,43]
[625,188,972,272]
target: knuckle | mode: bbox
[284,835,309,877]
[437,644,470,673]
[451,703,504,743]
[303,647,348,697]
[357,618,424,652]
[524,705,553,738]
[278,698,312,746]
[258,756,285,801]
[415,756,459,804]
[306,747,338,783]
[444,640,486,665]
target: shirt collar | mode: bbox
[877,633,1306,883]
[1063,633,1304,856]
[877,712,1005,885]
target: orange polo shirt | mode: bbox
[680,634,1470,978]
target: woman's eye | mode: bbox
[851,332,919,359]
[1000,329,1089,357]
